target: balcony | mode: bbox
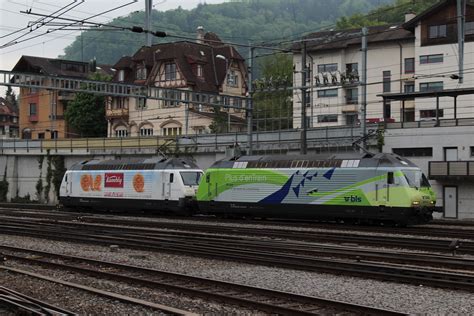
[29,115,38,122]
[342,103,358,112]
[57,90,75,100]
[106,107,129,118]
[429,161,474,180]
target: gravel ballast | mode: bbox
[1,234,473,314]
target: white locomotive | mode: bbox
[59,157,203,213]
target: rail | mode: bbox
[0,124,371,155]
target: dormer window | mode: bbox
[118,70,125,82]
[196,64,203,78]
[226,70,238,87]
[136,67,147,80]
[428,25,446,39]
[165,62,177,81]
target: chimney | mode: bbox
[405,11,416,23]
[196,26,205,44]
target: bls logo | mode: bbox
[344,195,362,203]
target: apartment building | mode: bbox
[107,28,248,138]
[11,56,114,139]
[0,97,18,139]
[292,0,474,128]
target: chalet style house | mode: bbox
[107,28,248,137]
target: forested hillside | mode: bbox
[61,0,393,64]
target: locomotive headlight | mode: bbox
[184,187,196,197]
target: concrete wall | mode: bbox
[383,125,474,219]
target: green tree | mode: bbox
[64,73,110,137]
[61,0,391,64]
[209,105,228,133]
[336,0,440,29]
[253,53,293,131]
[5,85,17,110]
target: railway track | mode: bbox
[1,207,474,240]
[0,245,403,315]
[0,286,77,316]
[1,210,474,255]
[1,219,474,292]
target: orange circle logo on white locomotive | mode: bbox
[133,173,145,193]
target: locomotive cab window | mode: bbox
[180,171,202,186]
[387,172,394,184]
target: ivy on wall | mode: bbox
[44,150,52,203]
[36,156,44,202]
[0,165,8,202]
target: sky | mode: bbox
[0,0,226,95]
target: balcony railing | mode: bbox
[106,108,129,118]
[29,115,38,122]
[57,90,75,100]
[429,161,474,179]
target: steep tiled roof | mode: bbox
[292,24,414,52]
[115,33,247,93]
[12,56,114,78]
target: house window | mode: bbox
[383,71,391,93]
[384,100,391,119]
[346,63,358,74]
[137,97,147,110]
[404,58,415,74]
[136,67,147,80]
[420,109,444,119]
[305,91,311,107]
[345,88,358,104]
[140,127,153,136]
[196,64,203,78]
[38,132,45,139]
[420,82,443,92]
[420,54,443,64]
[227,70,238,87]
[428,25,447,39]
[404,82,415,93]
[164,90,179,107]
[118,70,125,82]
[114,98,126,109]
[165,62,177,81]
[466,21,474,35]
[115,128,128,138]
[403,108,415,122]
[392,147,433,157]
[29,103,37,115]
[317,88,338,98]
[162,126,182,136]
[317,63,337,73]
[345,113,358,126]
[470,146,474,156]
[317,114,338,123]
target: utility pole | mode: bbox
[145,0,152,46]
[300,41,307,155]
[360,27,368,150]
[247,46,254,155]
[457,0,466,84]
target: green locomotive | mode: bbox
[196,153,437,225]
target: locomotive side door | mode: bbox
[161,171,173,200]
